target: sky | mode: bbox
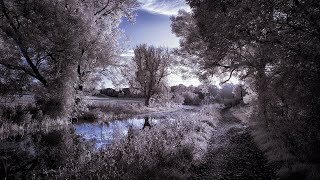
[101,0,237,88]
[113,0,202,88]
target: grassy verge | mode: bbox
[1,104,222,179]
[231,105,320,179]
[63,105,221,179]
[230,105,253,124]
[0,105,70,140]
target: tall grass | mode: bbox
[0,105,69,139]
[232,105,320,179]
[58,105,220,179]
[3,105,220,179]
[1,104,222,179]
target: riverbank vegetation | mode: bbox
[0,105,222,179]
[1,0,319,179]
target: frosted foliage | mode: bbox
[0,0,138,116]
[124,44,171,106]
[98,105,221,178]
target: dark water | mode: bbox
[74,117,161,148]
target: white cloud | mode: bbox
[138,0,190,16]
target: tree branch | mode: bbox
[0,0,48,86]
[221,67,237,84]
[94,0,111,16]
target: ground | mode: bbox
[192,108,277,180]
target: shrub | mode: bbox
[0,105,33,124]
[182,92,201,105]
[172,94,185,104]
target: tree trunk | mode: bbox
[145,96,150,107]
[256,64,268,125]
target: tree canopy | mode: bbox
[0,0,138,115]
[172,0,320,178]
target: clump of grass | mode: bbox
[77,103,142,122]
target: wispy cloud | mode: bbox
[138,0,190,16]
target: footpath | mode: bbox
[191,108,277,180]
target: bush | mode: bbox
[172,94,185,104]
[36,97,64,118]
[182,92,201,106]
[0,105,33,124]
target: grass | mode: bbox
[1,104,222,179]
[58,104,222,179]
[230,105,253,124]
[234,104,320,179]
[0,105,70,139]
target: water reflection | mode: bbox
[143,116,152,129]
[74,117,158,148]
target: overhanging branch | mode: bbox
[221,67,237,84]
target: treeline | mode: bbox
[99,83,245,106]
[172,0,320,179]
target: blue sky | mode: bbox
[100,0,238,88]
[119,9,180,49]
[115,0,202,87]
[119,0,192,49]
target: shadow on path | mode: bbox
[191,108,277,180]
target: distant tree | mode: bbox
[182,91,201,105]
[171,84,187,94]
[172,94,184,104]
[128,44,171,106]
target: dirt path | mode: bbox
[191,108,277,180]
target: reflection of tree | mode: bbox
[143,117,151,130]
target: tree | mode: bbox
[170,10,207,79]
[173,0,320,178]
[0,0,138,116]
[128,44,171,106]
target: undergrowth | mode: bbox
[1,105,222,179]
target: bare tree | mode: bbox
[129,44,171,106]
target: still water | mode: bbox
[74,117,161,148]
